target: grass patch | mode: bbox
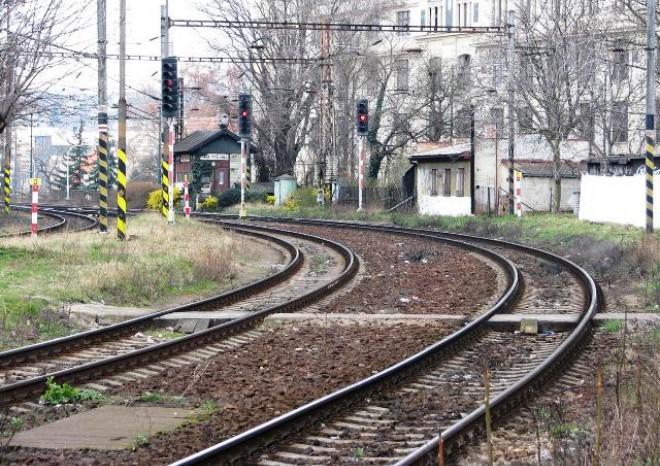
[0,213,269,349]
[40,377,105,405]
[601,320,624,333]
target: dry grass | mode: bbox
[2,213,246,306]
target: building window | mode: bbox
[457,54,471,91]
[473,2,479,23]
[430,168,438,196]
[612,102,628,143]
[429,57,442,90]
[611,40,628,82]
[420,9,426,28]
[443,169,452,196]
[456,168,465,197]
[518,107,535,134]
[218,170,225,185]
[179,154,190,163]
[397,10,410,35]
[175,172,191,183]
[396,59,409,91]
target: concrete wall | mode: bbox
[579,174,660,228]
[522,177,580,212]
[418,194,471,216]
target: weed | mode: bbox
[310,254,330,275]
[131,433,148,450]
[40,377,80,405]
[352,447,365,458]
[195,400,219,421]
[139,391,165,403]
[601,320,624,333]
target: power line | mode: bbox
[169,19,503,34]
[39,50,317,64]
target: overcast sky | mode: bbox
[51,0,219,113]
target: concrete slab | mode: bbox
[10,405,194,450]
[264,313,468,326]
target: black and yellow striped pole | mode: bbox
[117,0,127,240]
[3,166,10,214]
[98,114,109,233]
[161,135,170,219]
[645,0,656,234]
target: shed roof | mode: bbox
[505,160,584,178]
[409,142,471,163]
[174,127,257,154]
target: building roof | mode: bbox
[505,160,584,178]
[174,127,257,154]
[409,142,471,163]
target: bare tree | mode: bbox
[1,0,85,205]
[513,0,605,212]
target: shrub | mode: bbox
[246,190,268,203]
[284,186,318,212]
[200,196,219,211]
[39,376,104,405]
[218,188,241,207]
[126,181,158,210]
[146,187,181,210]
[266,195,275,205]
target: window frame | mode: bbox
[456,168,465,197]
[443,168,452,197]
[396,10,410,35]
[430,168,438,196]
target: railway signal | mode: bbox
[356,99,368,136]
[161,57,178,118]
[238,93,252,138]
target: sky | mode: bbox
[50,0,221,118]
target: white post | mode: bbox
[65,148,70,201]
[514,169,523,217]
[358,137,365,211]
[184,175,190,219]
[31,179,39,237]
[168,121,175,224]
[239,138,247,218]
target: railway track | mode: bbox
[1,205,98,237]
[166,216,600,466]
[0,221,358,409]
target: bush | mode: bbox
[127,181,158,210]
[146,187,181,210]
[246,190,268,203]
[200,196,219,211]
[266,195,275,205]
[40,376,104,405]
[284,186,318,212]
[218,188,241,207]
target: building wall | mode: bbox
[415,159,472,215]
[521,176,580,212]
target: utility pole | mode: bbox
[644,0,656,233]
[506,9,516,215]
[160,2,169,187]
[4,11,13,214]
[97,0,109,233]
[318,22,331,205]
[117,0,127,240]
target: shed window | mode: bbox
[430,168,438,196]
[443,169,452,196]
[456,168,465,197]
[179,154,191,163]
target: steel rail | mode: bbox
[1,205,67,237]
[167,217,521,466]
[0,222,358,407]
[236,216,601,466]
[0,225,300,369]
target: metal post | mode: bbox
[507,9,516,214]
[30,113,34,179]
[117,0,127,240]
[184,175,190,219]
[167,120,175,224]
[31,179,39,237]
[97,0,108,233]
[159,3,169,185]
[3,10,12,214]
[65,147,70,201]
[239,138,247,218]
[645,0,656,233]
[358,137,364,211]
[470,104,476,214]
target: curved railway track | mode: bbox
[0,221,358,408]
[1,205,98,237]
[165,216,600,466]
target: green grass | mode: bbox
[601,320,624,333]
